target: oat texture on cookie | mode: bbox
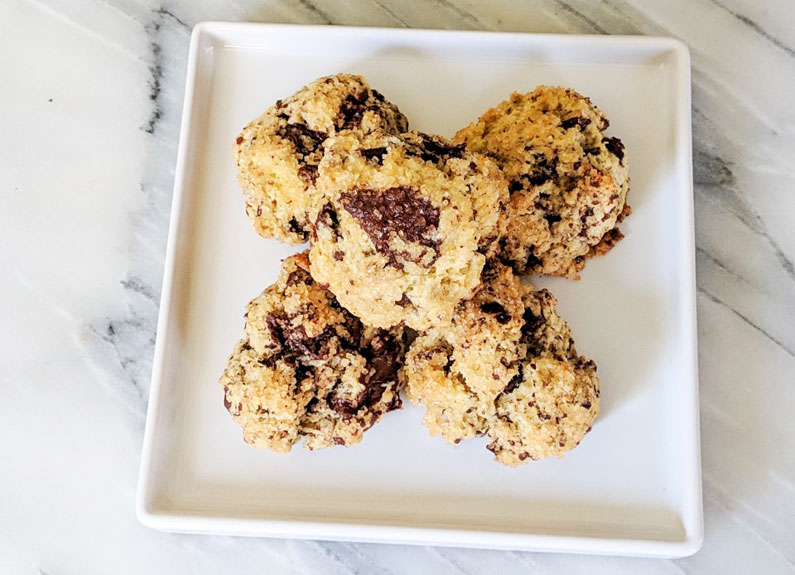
[309,130,508,331]
[404,263,600,465]
[219,252,406,452]
[234,74,409,243]
[455,85,630,279]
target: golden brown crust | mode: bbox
[404,264,600,465]
[234,74,408,243]
[455,86,630,279]
[219,253,406,452]
[309,130,508,330]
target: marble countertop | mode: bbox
[2,0,794,573]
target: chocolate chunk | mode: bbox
[480,301,511,324]
[528,156,558,186]
[342,315,363,348]
[585,146,601,156]
[278,120,326,159]
[265,315,333,360]
[364,331,401,386]
[504,366,523,394]
[297,164,318,186]
[315,203,341,240]
[508,180,524,194]
[340,186,441,268]
[287,217,309,240]
[337,92,371,130]
[544,212,562,226]
[581,400,592,409]
[359,147,388,165]
[257,355,279,369]
[293,363,314,384]
[443,354,454,375]
[329,331,401,419]
[332,437,346,446]
[418,134,465,161]
[395,293,411,307]
[265,314,285,348]
[235,136,244,145]
[525,252,542,271]
[284,267,312,288]
[604,137,625,163]
[405,134,465,165]
[521,308,544,337]
[333,250,344,261]
[330,396,358,419]
[560,116,591,130]
[223,387,232,411]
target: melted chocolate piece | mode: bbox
[359,146,388,165]
[278,119,326,159]
[284,266,312,288]
[405,134,466,165]
[604,137,625,163]
[329,330,403,419]
[338,92,371,130]
[265,315,333,360]
[508,180,524,194]
[504,365,524,394]
[287,217,309,240]
[480,301,511,324]
[521,308,544,337]
[544,213,562,226]
[315,203,341,240]
[297,164,319,186]
[528,156,558,186]
[560,116,591,130]
[395,293,411,307]
[525,252,543,271]
[340,186,441,268]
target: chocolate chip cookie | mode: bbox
[309,130,508,331]
[219,252,406,452]
[234,74,409,243]
[455,86,630,279]
[404,263,600,465]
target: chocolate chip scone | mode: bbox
[219,252,406,452]
[404,263,599,465]
[234,74,409,243]
[309,130,508,331]
[455,86,630,279]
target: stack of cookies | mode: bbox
[220,74,629,466]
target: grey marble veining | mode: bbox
[1,0,794,573]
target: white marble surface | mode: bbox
[1,0,793,572]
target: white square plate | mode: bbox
[137,22,701,557]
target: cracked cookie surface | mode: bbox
[309,130,508,331]
[455,85,630,279]
[234,74,408,243]
[403,263,600,465]
[219,253,406,452]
